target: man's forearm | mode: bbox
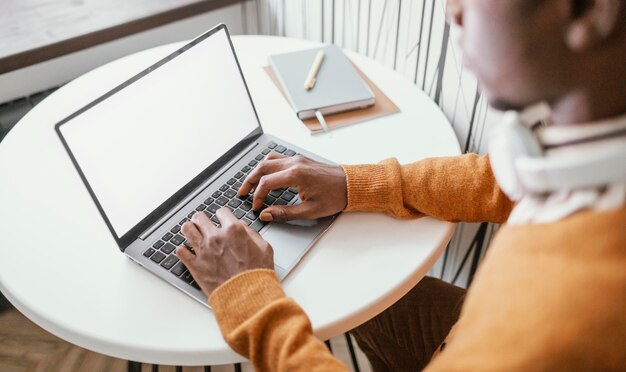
[210,269,348,371]
[342,153,513,223]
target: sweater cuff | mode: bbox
[341,164,393,212]
[209,269,286,336]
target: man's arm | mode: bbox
[342,153,513,223]
[176,210,347,372]
[240,152,513,224]
[209,269,348,372]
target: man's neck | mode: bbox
[549,75,626,126]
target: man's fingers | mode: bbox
[238,155,290,196]
[251,169,296,210]
[215,207,238,227]
[181,220,203,248]
[191,211,217,236]
[259,203,312,222]
[176,244,196,267]
[265,152,288,161]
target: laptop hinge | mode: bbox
[138,141,261,240]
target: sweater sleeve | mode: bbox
[209,269,348,372]
[341,153,513,224]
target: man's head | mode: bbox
[447,0,626,123]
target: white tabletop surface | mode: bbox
[0,35,460,365]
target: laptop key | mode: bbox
[285,149,296,156]
[232,181,243,190]
[243,218,253,226]
[248,160,257,167]
[240,201,252,211]
[215,196,229,206]
[191,281,201,290]
[262,148,271,155]
[170,261,187,277]
[268,142,277,149]
[179,218,189,225]
[255,154,264,161]
[227,178,236,186]
[269,189,283,198]
[160,243,176,254]
[234,171,244,179]
[143,248,155,257]
[170,225,181,234]
[171,234,185,246]
[224,189,237,198]
[162,232,173,241]
[187,211,195,219]
[160,255,179,270]
[264,195,276,205]
[275,199,288,206]
[150,251,166,264]
[245,210,260,220]
[204,197,214,205]
[228,199,242,208]
[242,165,251,173]
[152,240,165,249]
[195,204,206,212]
[281,192,296,201]
[233,209,245,219]
[288,187,298,194]
[250,220,264,232]
[219,184,229,192]
[275,145,286,153]
[181,271,194,284]
[212,190,222,198]
[207,203,220,214]
[210,215,220,226]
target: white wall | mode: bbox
[247,0,504,286]
[0,3,244,103]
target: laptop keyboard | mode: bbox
[142,141,299,290]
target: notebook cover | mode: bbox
[264,64,400,133]
[268,45,375,118]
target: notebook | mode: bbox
[54,24,337,308]
[268,44,375,120]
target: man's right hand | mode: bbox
[238,152,347,222]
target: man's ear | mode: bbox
[565,0,623,51]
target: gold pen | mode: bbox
[304,50,325,90]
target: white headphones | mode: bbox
[488,104,626,201]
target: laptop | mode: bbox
[55,24,336,307]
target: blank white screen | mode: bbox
[60,29,259,237]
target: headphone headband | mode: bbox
[516,139,626,193]
[489,106,626,200]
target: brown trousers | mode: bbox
[351,276,466,372]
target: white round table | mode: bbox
[0,35,460,365]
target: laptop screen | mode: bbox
[58,27,260,239]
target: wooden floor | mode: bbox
[0,308,372,372]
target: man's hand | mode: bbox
[176,208,274,296]
[238,153,348,222]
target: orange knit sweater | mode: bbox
[209,154,626,371]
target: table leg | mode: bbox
[128,361,142,372]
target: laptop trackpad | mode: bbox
[262,219,326,269]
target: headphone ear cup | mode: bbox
[488,114,543,201]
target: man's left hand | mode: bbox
[176,207,274,296]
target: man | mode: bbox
[176,0,626,370]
